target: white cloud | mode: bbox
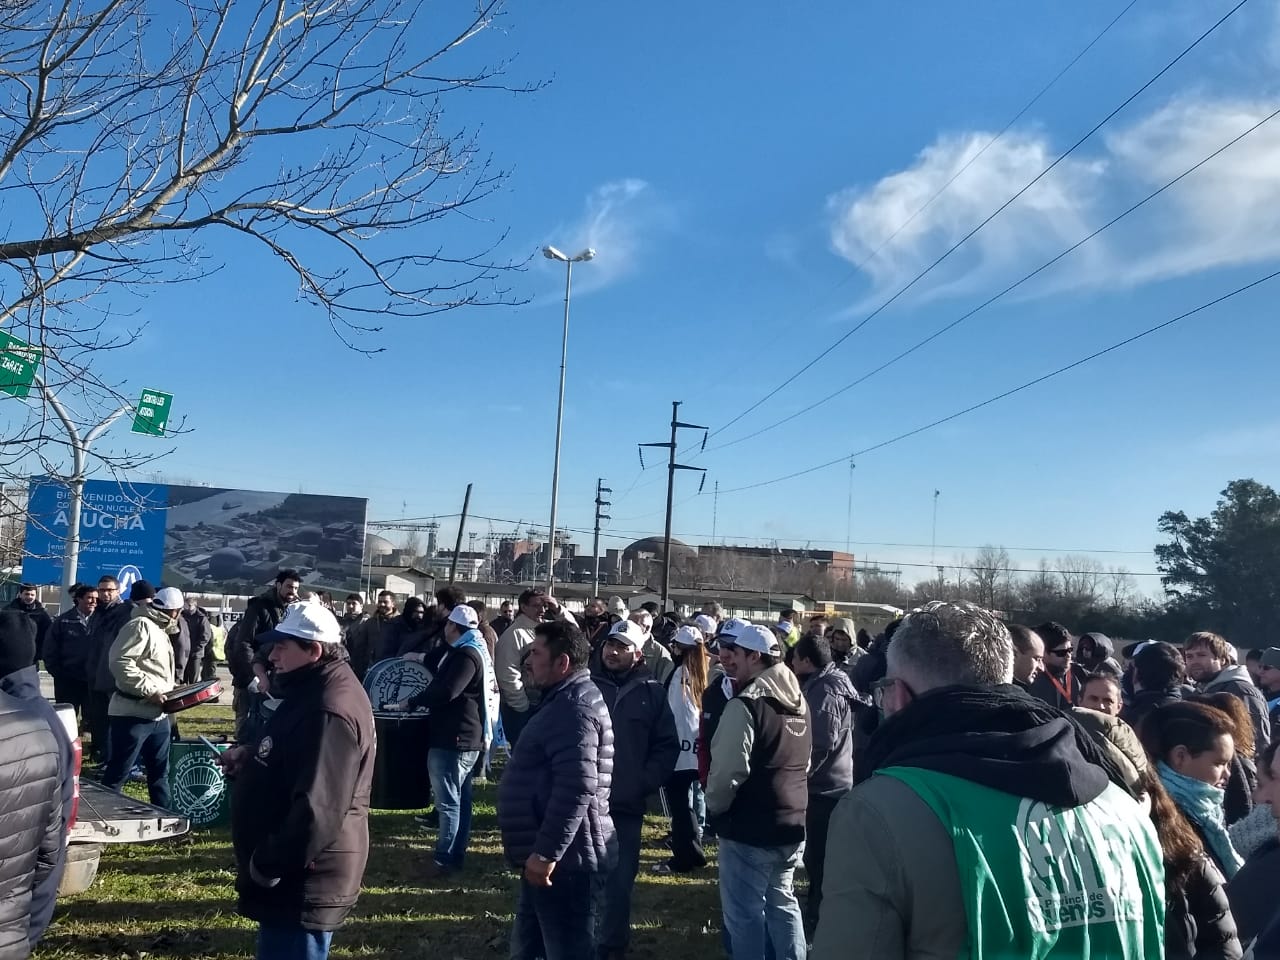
[825,96,1280,302]
[546,179,660,293]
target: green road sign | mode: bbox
[132,388,173,436]
[0,330,42,398]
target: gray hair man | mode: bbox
[812,601,1165,960]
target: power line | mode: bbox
[715,265,1280,494]
[699,0,1252,447]
[707,102,1280,453]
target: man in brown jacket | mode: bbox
[219,601,375,960]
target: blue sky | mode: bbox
[58,0,1280,588]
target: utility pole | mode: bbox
[639,401,706,612]
[448,483,473,584]
[931,489,941,566]
[845,458,856,555]
[35,375,133,611]
[591,479,611,600]
[711,480,719,543]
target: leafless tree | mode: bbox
[0,0,528,491]
[1105,566,1137,611]
[1057,554,1104,610]
[968,544,1013,611]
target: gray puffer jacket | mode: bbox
[802,662,864,796]
[497,670,617,873]
[0,690,64,960]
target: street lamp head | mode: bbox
[574,248,596,263]
[542,245,568,262]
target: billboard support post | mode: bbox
[34,375,132,611]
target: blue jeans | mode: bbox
[427,748,479,868]
[596,813,643,952]
[511,871,598,960]
[256,924,333,960]
[101,714,172,808]
[718,838,806,960]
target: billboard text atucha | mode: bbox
[22,478,167,587]
[21,477,369,594]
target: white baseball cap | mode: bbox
[717,617,752,641]
[607,619,647,650]
[261,600,342,646]
[693,614,717,635]
[726,624,781,657]
[154,587,184,611]
[448,605,479,630]
[673,625,704,648]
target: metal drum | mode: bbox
[162,679,222,714]
[364,658,434,810]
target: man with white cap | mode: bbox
[707,624,811,960]
[101,585,184,806]
[627,608,673,685]
[385,603,499,877]
[697,618,751,789]
[217,600,374,960]
[591,619,679,960]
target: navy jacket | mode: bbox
[497,670,616,873]
[591,663,679,817]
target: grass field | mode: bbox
[36,704,728,960]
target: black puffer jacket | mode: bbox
[497,669,616,872]
[0,690,64,960]
[1165,855,1242,959]
[231,657,375,931]
[591,663,678,817]
[43,609,93,682]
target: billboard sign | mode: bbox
[22,478,368,594]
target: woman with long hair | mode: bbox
[1139,767,1241,958]
[1141,700,1245,879]
[1189,692,1258,826]
[656,624,710,874]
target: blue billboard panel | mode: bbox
[22,478,168,586]
[22,478,368,595]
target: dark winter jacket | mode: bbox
[0,689,64,960]
[5,598,51,667]
[497,669,617,872]
[346,612,393,681]
[1121,685,1185,733]
[181,607,212,656]
[1202,666,1271,758]
[1077,632,1123,678]
[698,673,735,787]
[409,641,486,752]
[1227,836,1280,944]
[43,609,93,682]
[1165,855,1242,960]
[0,666,73,948]
[231,656,375,931]
[378,604,437,661]
[87,599,139,693]
[802,662,862,797]
[1028,661,1089,710]
[591,662,679,817]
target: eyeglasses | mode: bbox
[871,676,914,710]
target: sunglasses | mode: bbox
[1047,647,1073,657]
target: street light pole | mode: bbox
[541,244,595,595]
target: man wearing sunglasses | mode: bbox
[1027,621,1087,710]
[812,601,1163,960]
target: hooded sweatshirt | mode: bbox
[706,662,811,848]
[1202,665,1271,755]
[812,685,1165,960]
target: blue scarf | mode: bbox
[450,628,498,755]
[1158,760,1243,878]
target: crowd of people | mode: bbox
[5,575,1280,960]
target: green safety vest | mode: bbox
[880,766,1166,960]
